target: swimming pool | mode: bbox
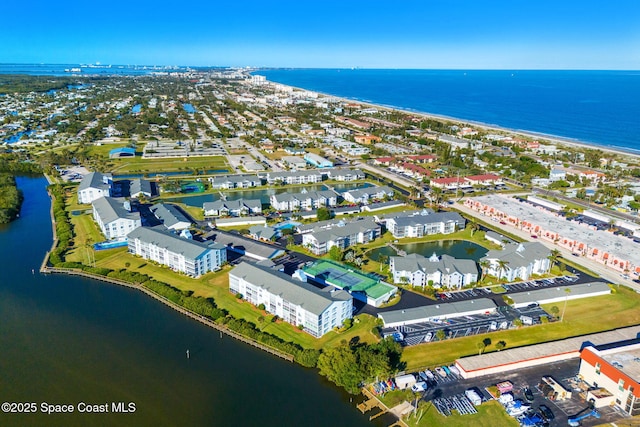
[94,240,128,251]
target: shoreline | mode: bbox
[40,178,295,361]
[255,72,640,160]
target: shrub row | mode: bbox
[223,317,320,367]
[48,184,74,264]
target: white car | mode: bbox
[412,381,428,392]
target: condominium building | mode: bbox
[229,262,352,337]
[127,227,226,277]
[92,196,141,240]
[481,242,551,282]
[270,190,337,212]
[301,218,381,255]
[390,253,478,289]
[78,171,112,204]
[384,211,466,238]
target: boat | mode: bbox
[435,367,447,378]
[424,370,435,380]
[64,68,81,73]
[506,400,530,417]
[419,371,429,382]
[448,365,461,376]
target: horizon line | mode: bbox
[0,63,639,72]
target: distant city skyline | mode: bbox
[4,0,639,70]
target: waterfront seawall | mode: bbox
[40,266,295,363]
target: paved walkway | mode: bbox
[454,198,640,292]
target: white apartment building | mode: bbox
[127,227,226,278]
[92,196,141,240]
[229,262,352,337]
[78,171,112,204]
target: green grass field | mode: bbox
[60,189,640,372]
[109,155,230,174]
[402,285,640,371]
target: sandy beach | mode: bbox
[259,74,640,161]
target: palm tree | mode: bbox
[377,254,388,272]
[85,237,96,267]
[478,260,490,282]
[496,260,510,281]
[469,220,479,237]
[548,249,561,273]
[561,287,571,322]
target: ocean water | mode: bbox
[256,69,640,152]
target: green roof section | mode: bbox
[303,259,396,300]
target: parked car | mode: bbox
[524,387,534,402]
[411,381,428,392]
[538,404,555,420]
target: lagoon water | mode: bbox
[0,177,384,427]
[367,240,487,262]
[166,182,374,206]
[257,69,640,152]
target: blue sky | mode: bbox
[3,0,639,69]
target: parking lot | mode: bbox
[383,301,552,347]
[502,275,580,293]
[414,359,631,427]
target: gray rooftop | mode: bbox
[249,225,277,241]
[127,227,224,260]
[344,185,394,199]
[204,229,283,259]
[92,196,140,224]
[509,282,611,305]
[482,242,551,269]
[203,199,262,211]
[390,211,465,228]
[230,262,351,316]
[272,190,335,203]
[151,203,192,228]
[130,178,152,197]
[79,171,110,192]
[485,231,515,245]
[308,219,380,245]
[379,299,496,325]
[210,174,260,185]
[392,253,478,276]
[268,170,323,180]
[328,168,365,179]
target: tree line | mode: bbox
[0,174,23,223]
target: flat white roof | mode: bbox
[379,299,496,327]
[472,194,640,267]
[457,325,640,373]
[509,282,611,306]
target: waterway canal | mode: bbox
[368,240,488,261]
[0,177,386,427]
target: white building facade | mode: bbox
[92,197,141,240]
[127,227,226,277]
[229,262,352,337]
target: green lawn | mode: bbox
[92,249,380,350]
[402,285,640,371]
[109,155,230,175]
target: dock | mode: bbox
[359,387,409,427]
[387,243,407,257]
